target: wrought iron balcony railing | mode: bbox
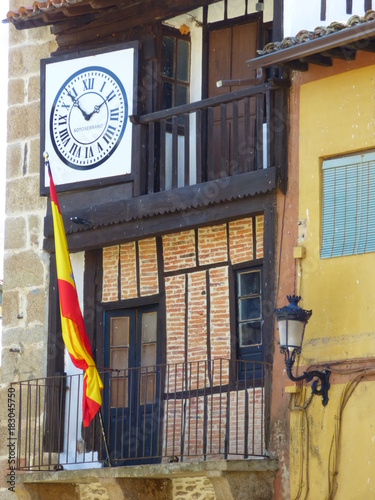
[11,359,271,471]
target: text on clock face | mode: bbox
[50,66,128,170]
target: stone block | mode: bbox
[6,175,46,214]
[7,101,40,142]
[8,42,51,79]
[26,288,46,325]
[1,290,20,328]
[21,483,79,500]
[28,25,54,43]
[4,251,45,289]
[9,24,27,47]
[28,214,42,248]
[116,478,173,499]
[6,142,23,179]
[2,325,45,350]
[4,217,26,251]
[8,78,25,106]
[27,75,40,102]
[1,342,44,383]
[207,471,275,500]
[29,139,40,175]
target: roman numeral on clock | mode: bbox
[110,108,119,121]
[59,128,70,147]
[103,125,116,144]
[83,78,95,91]
[69,143,81,158]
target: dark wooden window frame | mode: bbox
[159,25,191,121]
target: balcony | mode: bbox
[131,79,289,196]
[11,359,271,471]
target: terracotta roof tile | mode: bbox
[5,0,120,26]
[258,10,375,55]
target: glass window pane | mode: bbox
[140,374,155,405]
[110,348,128,371]
[238,271,261,296]
[141,344,156,368]
[239,297,261,320]
[176,85,188,107]
[162,82,173,109]
[111,317,129,346]
[110,377,128,407]
[142,312,157,343]
[162,36,174,78]
[177,40,189,82]
[240,322,262,346]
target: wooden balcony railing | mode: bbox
[11,359,271,471]
[131,80,289,195]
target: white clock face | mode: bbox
[50,66,128,170]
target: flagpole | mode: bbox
[98,409,112,467]
[44,152,112,467]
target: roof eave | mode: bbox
[247,20,375,70]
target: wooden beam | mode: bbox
[281,60,309,72]
[347,40,375,53]
[43,169,277,252]
[52,0,220,48]
[300,54,332,66]
[321,47,356,61]
[44,191,276,253]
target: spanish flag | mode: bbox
[47,156,103,427]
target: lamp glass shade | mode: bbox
[278,319,305,351]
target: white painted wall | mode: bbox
[284,0,372,37]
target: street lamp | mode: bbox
[274,295,331,406]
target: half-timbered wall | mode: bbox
[101,215,265,460]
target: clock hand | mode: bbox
[85,95,110,120]
[66,91,91,121]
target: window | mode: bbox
[321,152,375,259]
[161,30,190,110]
[236,267,263,378]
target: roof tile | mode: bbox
[258,10,375,55]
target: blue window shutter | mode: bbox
[321,153,375,259]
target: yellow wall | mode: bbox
[289,63,375,499]
[299,64,375,363]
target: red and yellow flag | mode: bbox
[48,160,103,427]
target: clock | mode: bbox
[41,44,137,194]
[50,66,128,170]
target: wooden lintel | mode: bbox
[300,54,332,67]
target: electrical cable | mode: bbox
[326,369,375,499]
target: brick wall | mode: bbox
[102,218,264,366]
[102,238,159,302]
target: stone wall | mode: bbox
[0,1,57,495]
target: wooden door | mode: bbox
[207,21,259,178]
[103,306,162,465]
